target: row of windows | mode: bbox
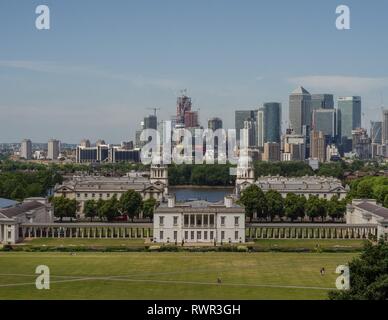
[158,230,241,241]
[159,215,240,227]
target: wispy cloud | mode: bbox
[0,60,180,90]
[287,75,388,93]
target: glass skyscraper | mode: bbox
[338,96,361,139]
[289,87,312,135]
[311,94,334,110]
[263,102,281,144]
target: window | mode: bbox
[190,215,195,226]
[210,231,214,240]
[173,216,178,226]
[197,231,201,240]
[210,215,215,226]
[185,231,188,240]
[196,215,202,227]
[234,216,239,226]
[99,194,103,198]
[159,231,164,240]
[8,231,12,239]
[235,231,239,240]
[204,231,208,240]
[174,231,177,241]
[92,193,95,198]
[221,231,225,240]
[107,193,110,198]
[191,231,194,240]
[84,193,88,198]
[203,215,208,226]
[221,216,226,226]
[159,216,164,226]
[77,193,80,198]
[184,215,189,226]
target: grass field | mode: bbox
[0,252,357,300]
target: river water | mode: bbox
[169,187,234,203]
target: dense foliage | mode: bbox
[329,240,388,300]
[348,176,388,207]
[238,185,346,222]
[168,164,235,186]
[0,160,62,201]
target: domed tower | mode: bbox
[150,159,169,195]
[235,155,255,195]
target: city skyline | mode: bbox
[1,0,388,143]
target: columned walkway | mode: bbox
[20,223,153,240]
[245,223,378,240]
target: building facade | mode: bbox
[153,196,245,244]
[20,139,32,160]
[47,139,60,160]
[289,87,312,135]
[346,199,388,240]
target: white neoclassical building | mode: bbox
[346,199,388,240]
[54,165,169,217]
[153,196,245,244]
[235,160,348,200]
[0,198,52,244]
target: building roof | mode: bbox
[0,201,44,219]
[356,201,388,220]
[156,199,244,213]
[0,198,19,209]
[291,86,310,95]
[254,176,346,193]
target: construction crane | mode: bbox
[147,107,160,117]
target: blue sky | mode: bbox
[1,0,388,143]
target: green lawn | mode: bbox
[252,239,366,250]
[0,252,357,300]
[20,238,147,247]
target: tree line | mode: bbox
[238,185,347,222]
[50,190,157,222]
[0,161,62,201]
[348,176,388,208]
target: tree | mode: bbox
[356,180,374,199]
[96,198,105,221]
[284,194,306,222]
[384,194,388,209]
[142,198,157,220]
[118,190,143,221]
[306,196,320,221]
[51,197,76,222]
[329,240,388,300]
[84,199,97,221]
[327,196,346,221]
[265,190,284,221]
[238,185,267,221]
[101,195,119,222]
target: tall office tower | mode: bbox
[242,119,257,148]
[263,102,282,144]
[208,117,223,131]
[370,121,382,145]
[312,109,339,141]
[262,142,280,162]
[289,86,312,135]
[80,139,91,148]
[47,139,60,160]
[338,96,361,139]
[383,109,388,145]
[256,108,265,148]
[20,139,32,160]
[310,130,326,163]
[176,92,192,125]
[352,128,371,160]
[311,94,334,110]
[184,111,199,128]
[144,115,158,130]
[235,110,257,142]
